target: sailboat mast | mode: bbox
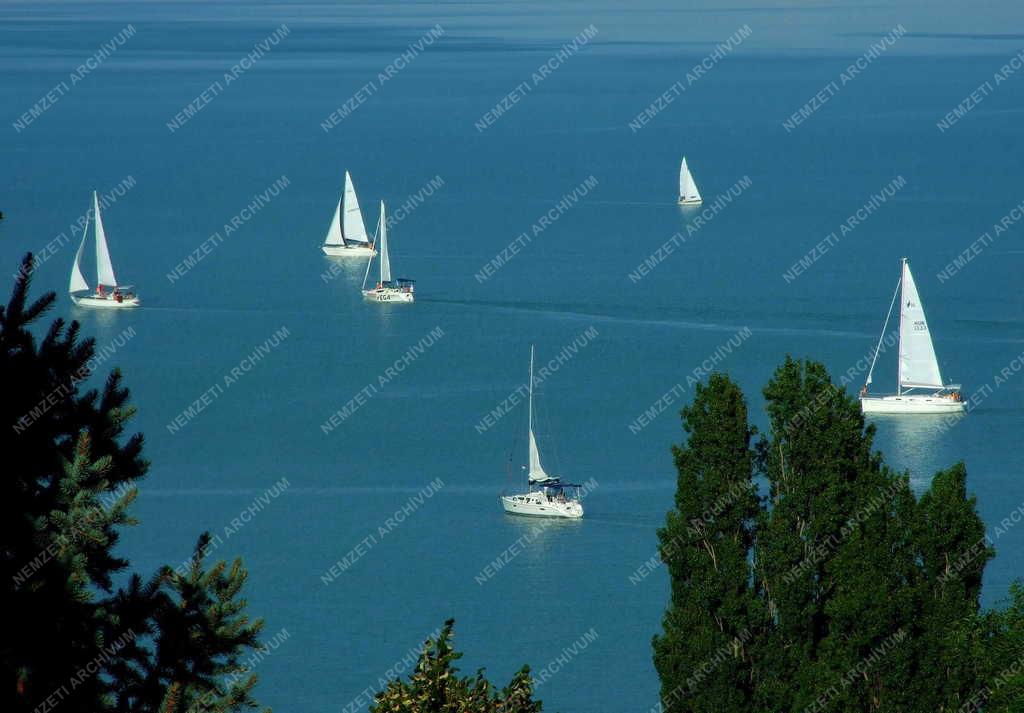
[527,345,534,491]
[897,257,907,396]
[361,213,378,291]
[528,345,534,440]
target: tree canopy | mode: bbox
[654,358,1024,712]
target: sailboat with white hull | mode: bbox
[69,191,140,309]
[678,156,703,205]
[500,346,584,519]
[361,202,415,303]
[322,171,376,257]
[860,258,964,414]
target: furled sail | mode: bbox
[378,202,391,284]
[898,260,944,389]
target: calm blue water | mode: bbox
[4,3,1024,711]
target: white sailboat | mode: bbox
[69,191,140,309]
[678,156,702,205]
[500,346,584,519]
[322,171,376,256]
[361,202,414,303]
[861,258,964,414]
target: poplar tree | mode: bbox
[755,357,922,711]
[652,374,761,712]
[655,356,1022,712]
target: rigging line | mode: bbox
[865,272,902,387]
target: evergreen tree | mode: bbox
[2,255,270,713]
[2,255,146,711]
[652,374,761,712]
[143,534,267,713]
[370,620,542,713]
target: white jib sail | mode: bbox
[898,260,944,389]
[324,198,344,246]
[679,157,702,202]
[342,172,369,244]
[69,212,91,294]
[93,192,118,287]
[378,201,391,284]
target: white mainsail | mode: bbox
[342,172,369,245]
[898,260,944,389]
[527,346,553,483]
[679,157,702,203]
[93,192,118,287]
[378,202,391,283]
[69,213,91,294]
[323,200,344,246]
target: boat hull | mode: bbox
[362,288,414,303]
[861,395,965,414]
[678,197,702,205]
[500,494,583,519]
[323,244,376,257]
[71,294,141,309]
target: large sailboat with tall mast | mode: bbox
[860,258,964,414]
[322,171,376,256]
[678,156,703,205]
[69,191,140,308]
[500,346,584,519]
[361,202,415,303]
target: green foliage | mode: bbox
[971,583,1024,711]
[145,534,268,713]
[370,620,542,713]
[654,356,1024,712]
[652,374,761,712]
[2,255,270,713]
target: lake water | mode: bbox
[4,2,1024,711]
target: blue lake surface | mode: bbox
[3,2,1024,711]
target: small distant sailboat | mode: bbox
[861,258,964,414]
[678,157,702,205]
[322,171,376,257]
[69,192,140,308]
[361,202,415,303]
[500,346,584,519]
